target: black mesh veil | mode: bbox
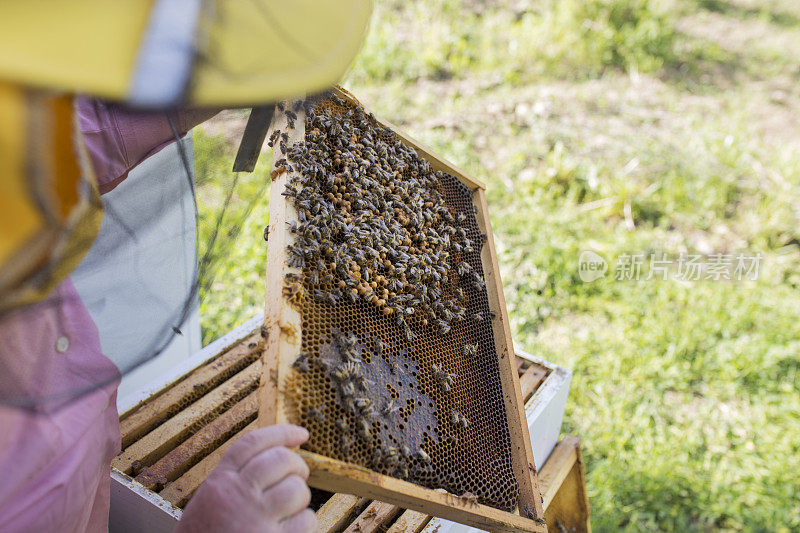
[0,102,272,413]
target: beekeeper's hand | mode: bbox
[176,424,316,533]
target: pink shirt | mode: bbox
[0,281,121,532]
[0,100,217,532]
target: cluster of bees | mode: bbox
[295,328,431,478]
[278,95,488,344]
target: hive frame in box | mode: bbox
[111,315,266,532]
[258,87,544,532]
[109,314,574,532]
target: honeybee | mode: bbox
[340,381,356,398]
[268,129,280,147]
[339,330,358,349]
[403,323,416,341]
[358,419,372,439]
[315,356,334,371]
[292,352,311,372]
[332,361,361,382]
[382,399,399,417]
[460,492,479,507]
[373,338,385,356]
[360,404,377,420]
[354,397,372,410]
[281,183,298,198]
[371,447,383,465]
[341,434,355,453]
[306,404,326,422]
[417,449,431,464]
[463,342,478,358]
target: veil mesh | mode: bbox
[0,104,271,413]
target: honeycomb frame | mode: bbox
[258,86,545,531]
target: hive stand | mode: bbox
[257,87,546,532]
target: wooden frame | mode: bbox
[257,87,545,531]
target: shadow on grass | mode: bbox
[657,30,778,94]
[697,0,800,29]
[594,464,725,531]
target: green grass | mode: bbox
[195,0,800,530]
[194,128,270,343]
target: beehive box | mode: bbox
[109,314,574,532]
[259,88,544,529]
